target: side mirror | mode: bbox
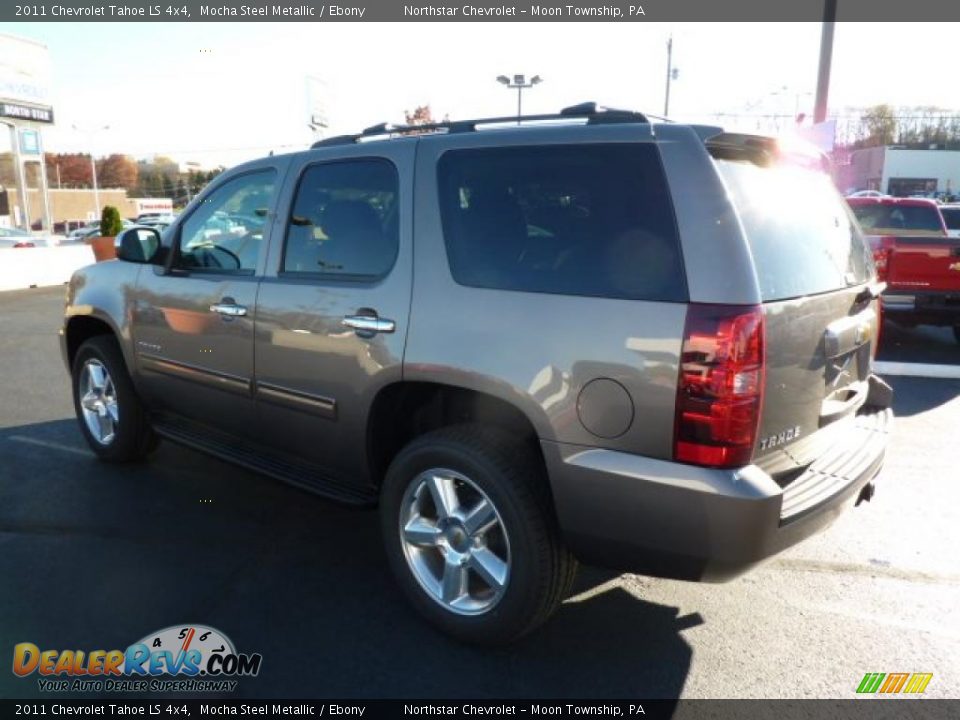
[115,227,161,264]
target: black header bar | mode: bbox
[0,699,958,719]
[5,0,960,23]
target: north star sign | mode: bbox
[0,102,54,124]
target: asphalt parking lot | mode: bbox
[1,286,958,700]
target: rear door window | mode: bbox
[437,144,686,302]
[714,158,872,302]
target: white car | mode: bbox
[64,220,137,243]
[135,213,176,225]
[846,190,888,198]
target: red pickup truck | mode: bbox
[847,196,960,343]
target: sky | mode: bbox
[1,21,957,169]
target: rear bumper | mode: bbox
[544,387,893,582]
[882,291,960,327]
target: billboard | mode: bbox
[0,33,53,111]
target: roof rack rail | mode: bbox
[311,102,650,148]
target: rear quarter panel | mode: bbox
[655,124,762,306]
[406,126,687,459]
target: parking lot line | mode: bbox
[7,435,92,457]
[874,361,960,379]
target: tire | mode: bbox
[380,424,577,645]
[72,335,157,462]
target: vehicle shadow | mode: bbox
[877,321,960,365]
[887,376,960,417]
[0,419,695,702]
[873,322,960,417]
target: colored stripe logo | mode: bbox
[857,672,932,694]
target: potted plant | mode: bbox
[88,205,124,262]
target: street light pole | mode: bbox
[497,74,543,122]
[814,0,837,124]
[73,124,109,220]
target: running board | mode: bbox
[152,416,377,506]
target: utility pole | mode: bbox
[73,124,109,220]
[90,152,100,219]
[664,36,679,118]
[814,0,837,124]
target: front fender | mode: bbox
[63,261,143,372]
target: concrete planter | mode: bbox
[87,236,117,262]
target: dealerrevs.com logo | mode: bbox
[13,625,262,693]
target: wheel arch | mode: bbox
[367,381,547,490]
[65,314,124,370]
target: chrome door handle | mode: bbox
[342,315,395,335]
[209,303,247,317]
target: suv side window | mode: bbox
[437,144,686,302]
[177,170,276,273]
[282,159,399,278]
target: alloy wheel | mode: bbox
[399,468,511,615]
[78,359,119,445]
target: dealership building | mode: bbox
[838,145,960,197]
[0,33,56,232]
[0,188,172,231]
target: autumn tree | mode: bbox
[44,153,94,187]
[863,104,897,145]
[96,154,138,189]
[136,156,180,197]
[404,105,436,126]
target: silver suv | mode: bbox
[61,104,893,644]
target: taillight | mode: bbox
[867,235,895,282]
[674,304,765,469]
[12,241,35,248]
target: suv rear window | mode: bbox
[437,144,686,302]
[714,158,872,302]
